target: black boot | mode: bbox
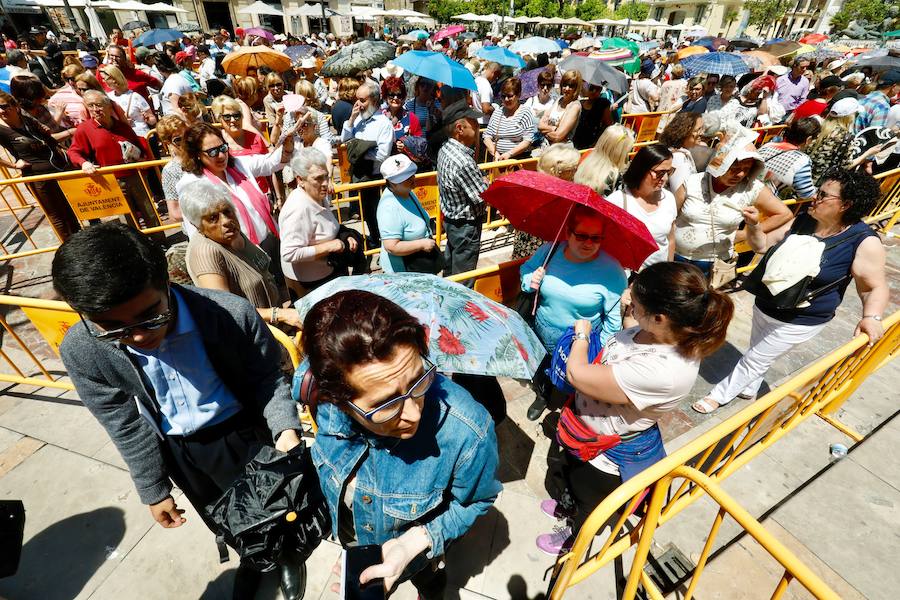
[527,394,547,421]
[232,561,262,600]
[279,560,307,600]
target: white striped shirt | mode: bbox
[483,105,537,156]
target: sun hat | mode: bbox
[379,154,417,184]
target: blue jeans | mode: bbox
[674,254,713,278]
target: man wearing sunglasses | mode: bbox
[53,223,306,599]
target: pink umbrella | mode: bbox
[244,27,275,42]
[433,25,465,43]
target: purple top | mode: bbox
[775,73,810,112]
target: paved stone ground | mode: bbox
[0,207,896,599]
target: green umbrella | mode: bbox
[601,37,641,75]
[885,30,900,38]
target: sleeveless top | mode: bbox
[756,213,877,326]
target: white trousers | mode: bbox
[709,305,827,404]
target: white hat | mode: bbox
[300,57,316,69]
[828,58,848,71]
[381,61,404,78]
[829,97,863,118]
[380,154,417,184]
[766,65,789,76]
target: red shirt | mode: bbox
[67,117,148,174]
[791,99,828,121]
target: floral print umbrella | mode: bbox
[294,273,547,380]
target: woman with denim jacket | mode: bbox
[301,290,501,599]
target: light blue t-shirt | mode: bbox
[520,242,627,352]
[376,188,430,273]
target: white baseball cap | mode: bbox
[380,154,418,184]
[829,97,863,118]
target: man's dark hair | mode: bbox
[52,222,169,314]
[784,117,821,145]
[302,290,429,406]
[821,168,882,225]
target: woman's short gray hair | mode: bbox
[289,147,329,180]
[179,179,234,227]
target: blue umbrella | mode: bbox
[680,52,750,77]
[476,46,526,68]
[295,273,547,380]
[408,29,429,40]
[509,36,562,56]
[133,28,184,47]
[392,50,477,91]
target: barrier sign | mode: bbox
[21,307,80,356]
[413,174,439,219]
[59,175,130,221]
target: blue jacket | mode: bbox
[311,375,501,574]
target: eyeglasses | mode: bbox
[571,231,603,244]
[76,87,90,92]
[171,135,183,145]
[562,82,577,89]
[814,189,842,203]
[344,357,437,424]
[81,294,174,341]
[220,112,242,122]
[501,93,516,99]
[268,83,283,89]
[203,143,229,158]
[298,121,313,129]
[85,102,106,110]
[539,83,553,90]
[650,167,675,180]
[0,104,12,111]
[387,91,404,98]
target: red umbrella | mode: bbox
[799,33,828,45]
[433,25,465,43]
[481,170,657,271]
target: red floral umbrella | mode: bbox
[481,170,657,271]
[433,25,465,43]
[799,33,828,45]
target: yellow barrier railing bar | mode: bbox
[548,310,900,598]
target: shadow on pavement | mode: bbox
[0,506,125,600]
[446,506,511,598]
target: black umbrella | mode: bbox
[176,22,202,33]
[122,20,150,31]
[854,54,900,72]
[206,445,331,571]
[730,38,759,49]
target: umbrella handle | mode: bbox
[532,205,574,317]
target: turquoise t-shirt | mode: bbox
[520,242,627,352]
[376,189,430,274]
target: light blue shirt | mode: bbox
[126,289,242,435]
[520,242,627,352]
[376,188,430,273]
[340,111,394,172]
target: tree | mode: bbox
[521,0,559,18]
[829,0,889,33]
[744,0,791,36]
[577,0,611,21]
[723,8,740,37]
[613,3,650,21]
[426,0,469,24]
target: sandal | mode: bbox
[691,397,720,414]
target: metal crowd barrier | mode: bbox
[548,310,900,599]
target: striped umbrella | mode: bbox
[680,52,750,77]
[588,48,632,62]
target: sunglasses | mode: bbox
[220,112,242,121]
[76,86,90,92]
[0,104,12,110]
[344,357,437,424]
[268,83,283,89]
[171,135,183,145]
[650,167,675,179]
[387,91,404,98]
[571,231,603,244]
[81,296,174,341]
[501,93,516,99]
[203,143,229,158]
[540,83,553,89]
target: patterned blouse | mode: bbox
[808,127,855,184]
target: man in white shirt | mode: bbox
[158,55,193,118]
[475,61,501,125]
[196,44,216,90]
[340,80,394,246]
[208,32,232,56]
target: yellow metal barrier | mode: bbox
[547,310,900,599]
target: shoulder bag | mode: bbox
[402,199,445,274]
[708,195,737,289]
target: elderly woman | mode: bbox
[538,70,583,148]
[10,76,77,142]
[694,168,888,414]
[483,77,536,161]
[0,91,79,239]
[262,72,286,125]
[67,90,160,229]
[302,290,500,599]
[177,121,292,279]
[211,95,270,192]
[606,145,678,270]
[673,145,792,279]
[376,153,437,273]
[293,79,333,145]
[404,77,441,137]
[100,64,157,137]
[659,112,704,206]
[279,147,356,295]
[180,179,301,329]
[536,262,733,554]
[679,76,708,114]
[380,75,424,158]
[574,124,635,197]
[519,202,628,420]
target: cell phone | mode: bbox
[341,545,385,600]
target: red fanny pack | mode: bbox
[556,397,623,461]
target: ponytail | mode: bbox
[631,263,734,360]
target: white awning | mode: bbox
[243,0,283,16]
[146,2,187,12]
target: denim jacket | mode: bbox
[311,375,501,574]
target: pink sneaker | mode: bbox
[540,498,573,520]
[536,525,573,555]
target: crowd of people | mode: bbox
[23,20,895,600]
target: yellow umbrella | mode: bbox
[222,46,292,76]
[676,46,709,61]
[829,44,852,53]
[796,44,816,55]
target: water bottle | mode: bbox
[829,443,848,462]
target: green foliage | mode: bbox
[745,0,792,30]
[576,0,610,21]
[425,0,469,24]
[613,3,649,21]
[521,0,559,18]
[830,0,889,32]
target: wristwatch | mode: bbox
[573,332,589,342]
[862,315,883,321]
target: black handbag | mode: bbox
[742,221,872,310]
[402,199,445,274]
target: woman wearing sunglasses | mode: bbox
[302,290,501,599]
[537,70,582,149]
[519,203,628,421]
[177,121,293,286]
[211,95,271,194]
[380,75,424,159]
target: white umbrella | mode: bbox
[451,13,480,21]
[85,0,108,45]
[105,0,157,10]
[146,2,187,12]
[244,0,283,16]
[569,36,597,50]
[590,18,619,25]
[564,18,592,27]
[287,3,339,17]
